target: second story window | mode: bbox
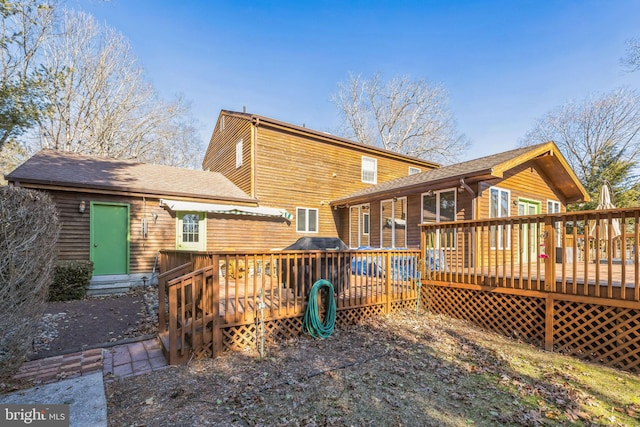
[409,167,421,175]
[362,156,377,184]
[235,139,243,168]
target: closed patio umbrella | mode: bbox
[589,182,622,240]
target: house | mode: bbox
[4,111,589,292]
[201,110,439,249]
[4,112,437,291]
[3,149,291,293]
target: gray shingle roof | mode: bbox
[5,149,255,202]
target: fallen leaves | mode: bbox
[105,311,640,427]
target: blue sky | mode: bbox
[74,0,640,162]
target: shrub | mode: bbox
[49,260,93,301]
[0,186,60,378]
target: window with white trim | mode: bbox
[361,156,377,184]
[381,197,407,248]
[422,189,457,248]
[548,200,562,247]
[363,213,370,235]
[296,207,318,233]
[409,167,421,175]
[235,139,243,168]
[176,212,206,251]
[490,187,510,249]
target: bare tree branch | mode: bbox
[521,87,640,205]
[331,72,469,164]
[621,38,640,72]
[25,10,204,168]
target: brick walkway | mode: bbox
[14,338,168,386]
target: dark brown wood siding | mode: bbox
[44,190,174,274]
[353,189,473,250]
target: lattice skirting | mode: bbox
[218,304,386,353]
[424,285,640,374]
[553,301,640,373]
[424,285,546,345]
[391,298,419,312]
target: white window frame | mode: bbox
[547,200,562,247]
[409,167,421,175]
[296,207,318,233]
[176,211,206,251]
[421,188,457,248]
[489,187,511,249]
[380,197,407,248]
[235,139,243,169]
[363,212,370,235]
[361,156,377,184]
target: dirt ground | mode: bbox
[31,289,156,359]
[105,311,640,427]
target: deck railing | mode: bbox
[158,248,422,363]
[420,207,640,302]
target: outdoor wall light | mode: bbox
[79,200,86,213]
[152,212,158,223]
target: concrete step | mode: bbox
[86,282,131,297]
[88,273,154,297]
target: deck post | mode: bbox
[544,293,554,351]
[168,281,178,364]
[544,217,556,292]
[210,255,223,358]
[385,253,392,313]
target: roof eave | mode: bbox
[7,178,258,205]
[331,170,497,206]
[247,113,440,169]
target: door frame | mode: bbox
[349,204,370,248]
[175,211,207,251]
[518,198,541,263]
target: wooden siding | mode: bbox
[202,113,253,196]
[249,125,434,248]
[476,161,567,219]
[45,190,174,274]
[343,186,474,250]
[473,161,567,267]
[206,214,292,251]
[45,188,300,270]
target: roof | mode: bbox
[5,149,256,203]
[214,110,440,169]
[332,141,590,205]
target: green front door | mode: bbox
[90,202,130,275]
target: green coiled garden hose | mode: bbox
[302,279,336,339]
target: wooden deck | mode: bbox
[157,239,640,373]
